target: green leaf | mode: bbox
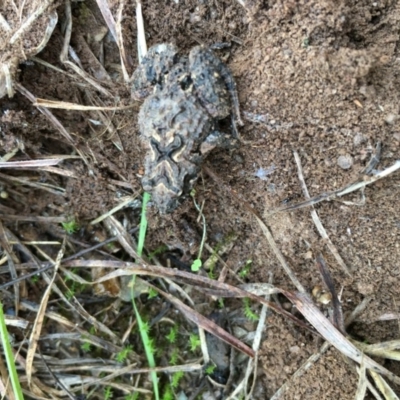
[191,259,202,272]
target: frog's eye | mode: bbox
[179,75,192,90]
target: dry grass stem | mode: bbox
[0,171,65,195]
[9,0,53,44]
[369,370,400,400]
[136,0,147,63]
[275,159,400,213]
[242,274,273,399]
[60,1,112,97]
[0,215,67,223]
[26,236,66,385]
[355,359,368,400]
[90,195,138,225]
[294,151,351,275]
[0,159,62,168]
[103,216,140,259]
[95,0,118,42]
[116,0,130,83]
[0,13,11,31]
[255,215,306,293]
[286,292,400,385]
[34,98,137,111]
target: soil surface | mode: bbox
[1,0,400,399]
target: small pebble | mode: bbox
[353,132,365,146]
[385,113,398,124]
[337,154,353,170]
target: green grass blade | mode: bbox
[132,192,159,399]
[137,192,150,257]
[0,303,24,400]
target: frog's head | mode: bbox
[131,43,179,100]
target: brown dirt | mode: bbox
[1,0,400,398]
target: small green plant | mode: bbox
[243,298,259,322]
[218,298,225,308]
[162,386,173,400]
[205,363,216,375]
[81,341,91,352]
[64,271,86,300]
[30,274,39,283]
[166,325,178,344]
[189,333,201,352]
[115,344,133,363]
[190,190,206,272]
[169,348,179,365]
[239,259,253,278]
[61,220,79,234]
[148,287,158,299]
[125,393,139,400]
[104,386,113,400]
[206,232,237,276]
[171,371,184,388]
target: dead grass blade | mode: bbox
[0,171,65,195]
[369,370,400,400]
[90,195,139,225]
[0,159,62,168]
[227,274,273,400]
[285,291,400,385]
[10,0,54,45]
[19,302,123,354]
[116,0,130,82]
[34,98,137,110]
[0,215,67,223]
[254,214,306,293]
[63,260,314,333]
[294,151,351,275]
[60,1,112,97]
[95,0,118,42]
[146,281,255,358]
[103,216,140,259]
[355,357,367,400]
[316,254,345,333]
[271,296,373,400]
[26,236,66,385]
[136,0,147,63]
[0,220,19,315]
[15,84,73,144]
[355,340,400,361]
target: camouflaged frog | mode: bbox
[132,43,241,213]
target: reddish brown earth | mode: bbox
[1,0,400,398]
